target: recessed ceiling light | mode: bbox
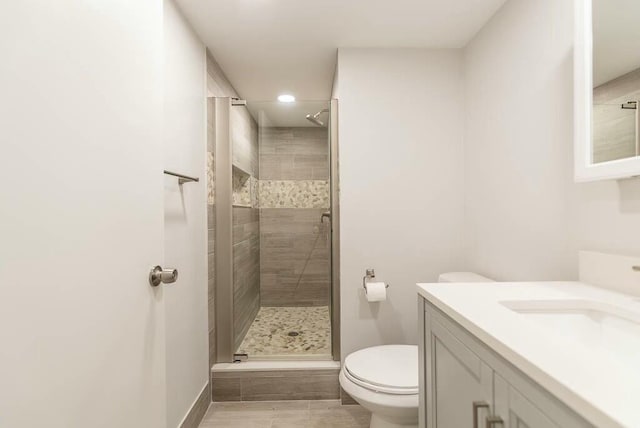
[278,94,295,103]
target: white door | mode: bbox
[0,2,167,427]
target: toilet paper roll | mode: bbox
[364,281,387,302]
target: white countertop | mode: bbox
[417,281,640,428]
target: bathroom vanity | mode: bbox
[417,273,640,428]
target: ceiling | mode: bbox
[177,0,507,102]
[247,100,329,128]
[593,0,640,86]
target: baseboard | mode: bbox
[179,382,211,428]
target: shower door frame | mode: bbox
[213,97,235,363]
[329,99,340,362]
[213,97,341,363]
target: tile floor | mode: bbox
[237,306,331,358]
[198,400,370,428]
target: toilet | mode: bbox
[340,272,493,428]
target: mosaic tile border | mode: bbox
[206,157,330,209]
[250,176,259,208]
[207,151,214,205]
[259,180,329,209]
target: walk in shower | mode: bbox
[211,98,338,363]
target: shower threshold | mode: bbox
[238,354,333,361]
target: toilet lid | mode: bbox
[344,345,418,395]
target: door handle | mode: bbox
[321,211,331,223]
[149,265,178,287]
[472,401,489,428]
[485,416,504,427]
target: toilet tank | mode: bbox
[438,272,494,283]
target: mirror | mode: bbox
[592,0,640,165]
[574,0,640,181]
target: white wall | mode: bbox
[463,0,577,280]
[163,1,208,427]
[463,0,640,282]
[335,49,466,358]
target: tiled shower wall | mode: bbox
[259,127,331,307]
[232,206,260,350]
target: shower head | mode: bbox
[305,108,329,126]
[305,114,325,126]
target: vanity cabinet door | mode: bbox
[426,316,493,428]
[494,374,559,428]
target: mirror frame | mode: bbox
[574,0,640,182]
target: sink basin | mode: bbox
[500,299,640,363]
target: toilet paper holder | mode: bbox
[362,268,390,292]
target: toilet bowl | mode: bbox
[339,345,419,428]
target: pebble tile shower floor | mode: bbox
[237,306,331,357]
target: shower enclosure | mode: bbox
[211,98,339,362]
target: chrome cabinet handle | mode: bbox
[473,401,489,428]
[486,416,504,427]
[149,265,178,287]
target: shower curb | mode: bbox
[211,361,340,402]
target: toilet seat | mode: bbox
[343,345,418,395]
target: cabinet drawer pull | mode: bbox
[485,415,504,427]
[472,401,489,428]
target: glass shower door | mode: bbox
[234,100,333,360]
